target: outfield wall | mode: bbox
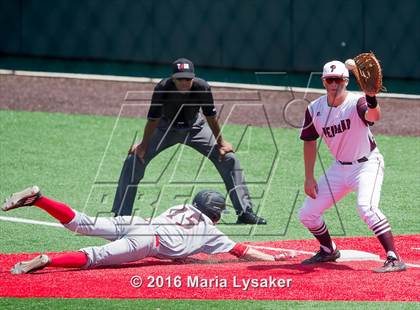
[0,0,419,79]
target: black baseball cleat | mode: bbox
[301,248,341,265]
[372,256,407,273]
[236,211,267,225]
[1,186,41,212]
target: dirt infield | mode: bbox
[0,74,419,136]
[1,235,419,301]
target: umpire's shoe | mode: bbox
[1,186,41,212]
[301,247,340,264]
[372,256,407,273]
[237,209,267,225]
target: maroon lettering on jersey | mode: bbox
[322,119,351,138]
[340,119,347,131]
[322,127,330,137]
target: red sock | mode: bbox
[49,251,88,268]
[34,196,75,224]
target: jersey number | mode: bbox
[166,206,204,230]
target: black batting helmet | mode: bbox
[192,190,226,223]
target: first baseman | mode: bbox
[2,186,287,274]
[298,60,406,273]
[112,58,266,225]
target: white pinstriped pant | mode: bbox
[299,149,390,235]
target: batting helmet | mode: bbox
[192,190,226,223]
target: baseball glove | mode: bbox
[351,52,385,95]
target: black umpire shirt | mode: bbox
[147,78,217,128]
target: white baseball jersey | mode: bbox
[300,92,376,162]
[152,204,235,259]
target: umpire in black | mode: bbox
[111,58,266,224]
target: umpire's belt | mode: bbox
[160,115,201,129]
[338,157,368,165]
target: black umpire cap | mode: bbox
[172,58,195,79]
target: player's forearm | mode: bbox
[304,140,317,179]
[230,244,275,261]
[141,119,159,145]
[242,247,275,261]
[365,95,381,122]
[206,116,224,145]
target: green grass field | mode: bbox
[0,110,419,309]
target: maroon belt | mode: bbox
[338,157,368,165]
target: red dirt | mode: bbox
[1,235,419,301]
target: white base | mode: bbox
[337,250,380,262]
